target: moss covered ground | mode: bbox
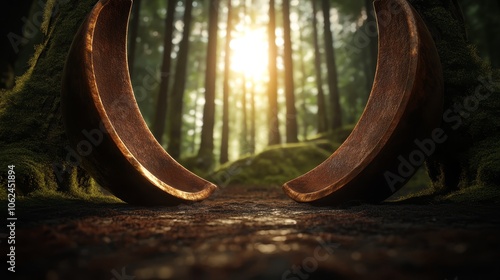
[209,140,337,187]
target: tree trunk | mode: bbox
[220,0,233,164]
[240,74,249,155]
[297,8,308,141]
[0,0,100,197]
[191,87,200,154]
[363,0,377,91]
[408,0,500,191]
[190,27,206,155]
[322,0,342,130]
[197,0,219,170]
[151,0,176,144]
[238,0,249,156]
[1,0,35,89]
[282,0,299,143]
[167,0,194,160]
[267,0,281,145]
[311,0,328,134]
[482,1,500,68]
[127,0,142,76]
[249,80,256,154]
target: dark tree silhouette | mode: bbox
[408,0,500,192]
[127,0,142,76]
[167,0,194,160]
[151,0,176,144]
[322,0,342,130]
[312,0,328,133]
[297,24,309,140]
[0,0,34,89]
[197,0,219,170]
[240,75,249,155]
[220,0,233,164]
[249,80,256,154]
[267,0,281,145]
[362,0,377,91]
[239,0,250,156]
[282,0,299,143]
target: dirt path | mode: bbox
[13,186,500,280]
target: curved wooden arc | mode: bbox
[61,0,217,205]
[283,0,444,204]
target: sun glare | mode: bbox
[230,29,268,80]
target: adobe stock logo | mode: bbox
[52,65,162,182]
[8,0,71,54]
[52,122,108,182]
[282,239,340,280]
[384,128,448,192]
[384,74,498,192]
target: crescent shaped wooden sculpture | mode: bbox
[283,0,444,205]
[61,0,217,205]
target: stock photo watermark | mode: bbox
[7,0,71,54]
[52,66,162,182]
[282,239,340,280]
[6,165,17,273]
[52,122,108,182]
[345,0,403,56]
[384,74,499,192]
[111,266,135,280]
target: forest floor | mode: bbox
[13,185,500,280]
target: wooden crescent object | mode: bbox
[283,0,444,204]
[61,0,217,205]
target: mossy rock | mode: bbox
[0,147,56,197]
[209,141,339,187]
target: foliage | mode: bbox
[1,0,499,202]
[130,0,373,164]
[209,140,338,186]
[132,0,499,175]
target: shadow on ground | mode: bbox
[14,185,500,280]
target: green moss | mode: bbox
[18,187,123,205]
[209,141,337,186]
[409,0,500,192]
[0,0,101,200]
[0,147,56,195]
[443,185,500,203]
[470,139,500,187]
[0,186,7,200]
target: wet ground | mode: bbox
[13,185,500,280]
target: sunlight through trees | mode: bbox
[123,0,499,169]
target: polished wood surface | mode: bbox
[61,0,217,205]
[283,0,444,205]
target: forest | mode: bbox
[2,1,500,278]
[0,0,499,196]
[125,0,500,169]
[126,0,375,168]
